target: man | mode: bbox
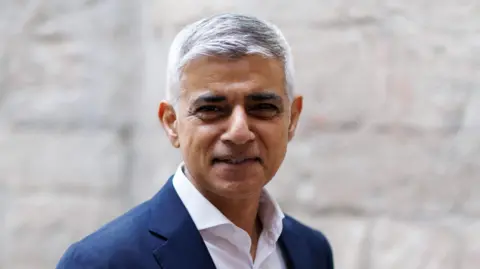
[57,13,334,269]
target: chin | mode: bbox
[211,161,263,178]
[216,184,263,200]
[210,173,265,198]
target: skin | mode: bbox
[158,54,303,260]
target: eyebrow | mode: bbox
[191,93,227,106]
[190,91,283,106]
[246,92,282,102]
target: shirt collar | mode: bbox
[172,162,285,237]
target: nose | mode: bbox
[220,106,255,145]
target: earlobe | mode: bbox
[158,101,180,148]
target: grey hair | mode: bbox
[165,13,295,104]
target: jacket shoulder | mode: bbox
[56,200,156,268]
[284,215,334,268]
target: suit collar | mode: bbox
[148,177,216,269]
[146,176,307,269]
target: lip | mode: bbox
[211,156,263,165]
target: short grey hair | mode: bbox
[165,13,295,104]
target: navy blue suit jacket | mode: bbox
[57,177,334,269]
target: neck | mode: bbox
[184,168,263,237]
[208,193,261,236]
[205,192,263,260]
[184,168,264,259]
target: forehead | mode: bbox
[179,55,286,99]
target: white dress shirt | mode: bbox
[172,163,287,269]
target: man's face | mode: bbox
[159,55,302,200]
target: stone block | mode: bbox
[235,0,385,27]
[462,222,480,269]
[0,0,142,128]
[448,133,480,215]
[152,0,246,27]
[269,132,473,217]
[129,131,182,205]
[463,91,480,130]
[135,34,169,131]
[463,183,480,216]
[370,218,459,269]
[283,26,386,131]
[3,193,124,269]
[0,129,126,195]
[282,25,477,135]
[0,189,7,268]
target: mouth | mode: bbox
[212,157,262,165]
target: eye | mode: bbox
[194,105,226,120]
[255,103,278,110]
[248,103,280,118]
[196,105,222,113]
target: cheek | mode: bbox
[186,125,220,152]
[179,120,208,144]
[261,125,289,154]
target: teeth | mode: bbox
[227,158,246,164]
[214,157,259,164]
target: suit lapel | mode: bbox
[147,177,318,269]
[148,177,216,269]
[279,217,311,269]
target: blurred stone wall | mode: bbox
[1,1,479,269]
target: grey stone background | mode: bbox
[1,0,479,268]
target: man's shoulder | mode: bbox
[283,214,334,267]
[56,199,157,268]
[284,215,330,243]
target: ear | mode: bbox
[288,95,303,141]
[158,100,180,148]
